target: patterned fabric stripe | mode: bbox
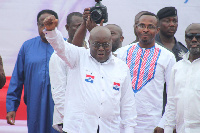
[131,48,142,89]
[126,44,161,93]
[136,49,150,90]
[126,45,136,67]
[126,44,141,90]
[147,48,160,80]
[142,48,155,86]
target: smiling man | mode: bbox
[43,15,137,133]
[164,23,200,133]
[116,12,176,133]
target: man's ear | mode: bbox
[156,27,160,34]
[65,24,69,31]
[120,35,124,43]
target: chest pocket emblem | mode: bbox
[113,82,120,91]
[85,74,95,83]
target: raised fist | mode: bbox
[43,15,58,31]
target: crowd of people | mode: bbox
[2,5,200,133]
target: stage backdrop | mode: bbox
[0,0,200,76]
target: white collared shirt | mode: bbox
[165,52,200,133]
[49,52,68,132]
[115,43,176,133]
[49,39,88,132]
[44,28,137,133]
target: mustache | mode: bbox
[142,33,149,35]
[168,27,176,31]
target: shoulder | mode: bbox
[50,52,58,61]
[112,55,129,70]
[177,41,188,52]
[49,52,67,69]
[23,36,40,43]
[115,43,137,59]
[155,43,176,64]
[22,36,41,47]
[155,43,174,56]
[172,59,185,70]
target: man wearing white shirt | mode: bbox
[43,15,137,133]
[115,12,176,133]
[164,23,200,133]
[49,12,88,132]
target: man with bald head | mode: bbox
[105,24,124,52]
[164,23,200,133]
[43,15,137,133]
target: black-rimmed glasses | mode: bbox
[137,23,157,30]
[92,42,111,49]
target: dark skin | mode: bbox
[73,8,122,53]
[72,8,104,48]
[65,15,84,43]
[105,24,124,52]
[5,13,54,125]
[89,26,112,63]
[136,15,160,48]
[158,16,178,51]
[38,13,54,43]
[136,15,163,133]
[185,23,200,62]
[43,15,112,63]
[133,11,149,43]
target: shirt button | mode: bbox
[102,90,104,91]
[102,77,103,79]
[101,103,103,105]
[99,117,100,118]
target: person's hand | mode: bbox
[6,111,16,125]
[83,8,91,22]
[43,15,58,31]
[154,127,164,133]
[86,16,104,32]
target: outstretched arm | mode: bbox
[43,15,80,69]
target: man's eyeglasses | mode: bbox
[137,23,157,30]
[185,33,200,41]
[92,42,111,49]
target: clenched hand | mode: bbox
[43,15,58,31]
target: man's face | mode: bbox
[134,11,148,38]
[185,26,200,55]
[66,16,83,40]
[89,30,112,63]
[136,15,159,45]
[105,25,123,52]
[38,13,52,43]
[159,16,178,38]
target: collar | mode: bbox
[183,52,200,63]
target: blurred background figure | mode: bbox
[6,9,60,133]
[0,55,6,89]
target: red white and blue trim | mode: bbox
[126,43,161,93]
